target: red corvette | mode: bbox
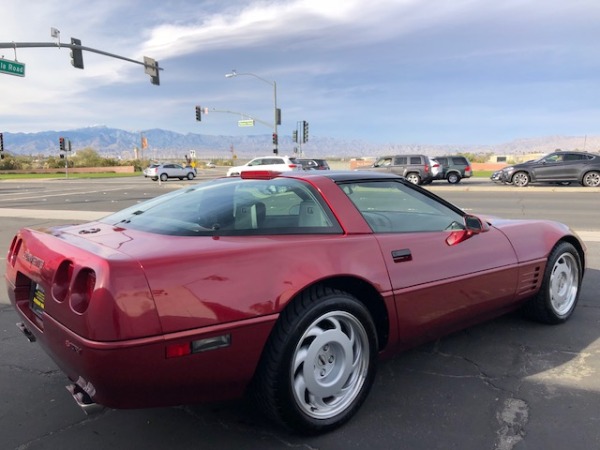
[6,171,585,433]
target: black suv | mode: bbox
[432,155,472,184]
[363,154,433,185]
[493,151,600,187]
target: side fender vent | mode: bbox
[517,265,542,296]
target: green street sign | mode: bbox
[238,119,255,127]
[0,58,25,77]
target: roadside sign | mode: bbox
[0,58,25,77]
[238,119,255,127]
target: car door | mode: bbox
[530,153,572,181]
[390,156,408,176]
[342,179,519,347]
[172,164,186,177]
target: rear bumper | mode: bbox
[9,288,276,409]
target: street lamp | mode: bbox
[225,69,279,154]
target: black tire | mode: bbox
[447,172,461,184]
[511,171,530,187]
[523,242,582,324]
[405,173,421,185]
[253,287,378,434]
[582,171,600,187]
[159,173,168,182]
[187,172,195,180]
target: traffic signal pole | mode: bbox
[0,41,162,85]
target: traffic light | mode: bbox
[272,133,278,145]
[59,137,65,151]
[195,106,202,121]
[303,121,309,143]
[70,38,84,69]
[144,56,160,85]
[0,132,3,151]
[292,130,298,143]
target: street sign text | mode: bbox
[0,58,25,77]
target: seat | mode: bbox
[298,200,328,227]
[234,202,266,229]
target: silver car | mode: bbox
[143,163,196,181]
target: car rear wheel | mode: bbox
[405,173,421,185]
[523,242,582,324]
[159,173,168,182]
[253,287,378,434]
[582,171,600,187]
[447,172,461,184]
[511,171,530,187]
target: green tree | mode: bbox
[71,148,104,167]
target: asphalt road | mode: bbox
[1,176,599,450]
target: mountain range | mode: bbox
[2,126,598,160]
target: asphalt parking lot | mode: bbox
[1,178,599,450]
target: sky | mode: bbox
[2,0,600,146]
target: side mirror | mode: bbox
[446,215,488,246]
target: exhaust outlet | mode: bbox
[66,383,105,415]
[16,322,36,342]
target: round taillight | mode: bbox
[8,237,22,267]
[52,260,74,303]
[70,268,96,314]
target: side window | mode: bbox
[545,154,563,163]
[452,157,466,165]
[340,180,464,233]
[409,156,422,165]
[394,157,407,165]
[375,157,393,166]
[563,154,583,161]
[247,159,262,166]
[230,179,342,235]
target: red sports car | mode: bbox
[6,171,585,434]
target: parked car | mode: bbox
[429,157,443,181]
[6,171,585,434]
[226,155,302,176]
[492,151,600,187]
[205,161,216,169]
[361,154,434,185]
[143,163,196,181]
[433,155,473,184]
[295,158,331,170]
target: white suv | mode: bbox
[143,163,196,181]
[227,156,302,177]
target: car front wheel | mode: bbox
[582,171,600,187]
[511,171,530,187]
[187,172,195,180]
[523,242,582,324]
[253,287,378,434]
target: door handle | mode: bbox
[391,249,412,262]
